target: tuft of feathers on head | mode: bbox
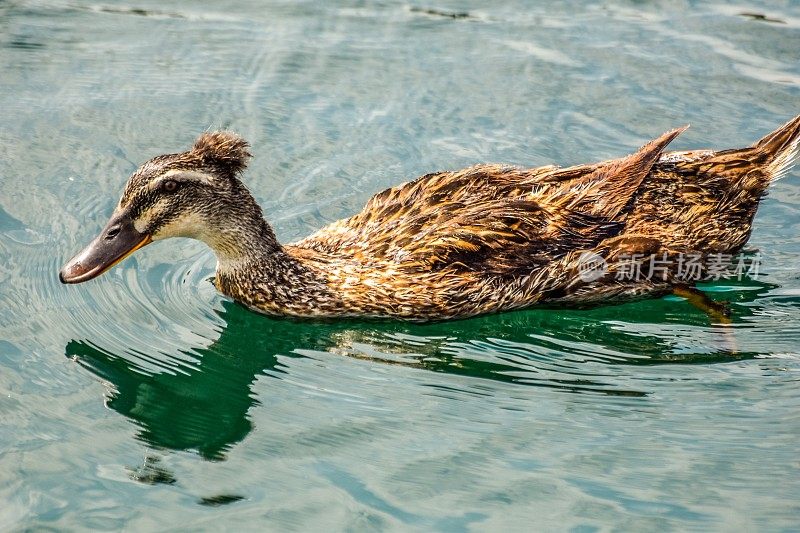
[191,131,252,177]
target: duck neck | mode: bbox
[208,203,331,314]
[211,213,283,274]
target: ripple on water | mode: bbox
[2,0,800,528]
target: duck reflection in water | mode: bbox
[64,280,767,463]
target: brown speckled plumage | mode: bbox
[63,115,800,321]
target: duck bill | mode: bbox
[59,211,151,284]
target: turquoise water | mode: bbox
[2,0,800,529]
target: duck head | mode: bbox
[60,131,275,284]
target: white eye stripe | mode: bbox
[154,170,215,188]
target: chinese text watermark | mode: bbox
[576,252,761,283]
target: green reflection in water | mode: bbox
[65,280,768,462]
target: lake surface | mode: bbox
[1,0,799,529]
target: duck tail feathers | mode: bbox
[750,114,800,182]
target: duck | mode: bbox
[60,115,800,321]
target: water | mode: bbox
[2,0,800,529]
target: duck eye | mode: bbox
[163,180,178,193]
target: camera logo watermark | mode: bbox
[576,252,609,282]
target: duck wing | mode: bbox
[293,128,685,276]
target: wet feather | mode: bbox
[82,116,800,321]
